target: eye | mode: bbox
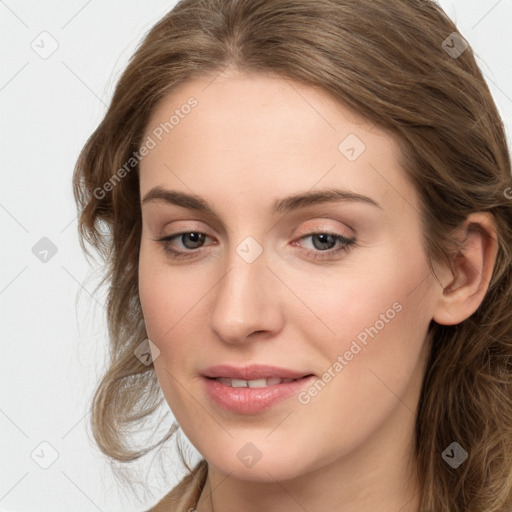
[174,232,207,249]
[295,232,356,260]
[156,231,213,259]
[155,230,356,261]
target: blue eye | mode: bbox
[174,232,206,249]
[156,232,212,258]
[297,232,356,260]
[155,231,356,261]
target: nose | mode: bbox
[208,247,284,344]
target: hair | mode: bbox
[72,0,512,510]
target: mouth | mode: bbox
[201,364,316,414]
[207,376,309,388]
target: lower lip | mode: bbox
[202,376,315,414]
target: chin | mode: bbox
[200,440,325,483]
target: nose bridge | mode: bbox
[208,241,282,343]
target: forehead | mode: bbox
[139,71,418,217]
[143,71,376,153]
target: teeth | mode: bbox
[232,378,251,388]
[215,377,298,387]
[248,378,268,388]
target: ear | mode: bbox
[432,212,498,326]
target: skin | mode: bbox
[137,69,497,512]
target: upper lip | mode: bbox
[202,364,313,381]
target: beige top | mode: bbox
[148,459,208,512]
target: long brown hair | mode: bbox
[73,1,512,510]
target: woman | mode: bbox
[72,0,512,511]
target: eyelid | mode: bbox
[158,217,352,237]
[292,219,354,239]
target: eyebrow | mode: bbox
[141,186,382,214]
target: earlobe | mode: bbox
[432,212,498,326]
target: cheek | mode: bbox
[294,241,434,398]
[138,254,207,413]
[318,272,431,353]
[285,263,433,459]
[138,249,193,355]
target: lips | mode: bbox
[201,364,316,414]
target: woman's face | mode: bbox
[138,70,441,482]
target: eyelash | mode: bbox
[154,231,356,261]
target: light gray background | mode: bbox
[1,1,511,511]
